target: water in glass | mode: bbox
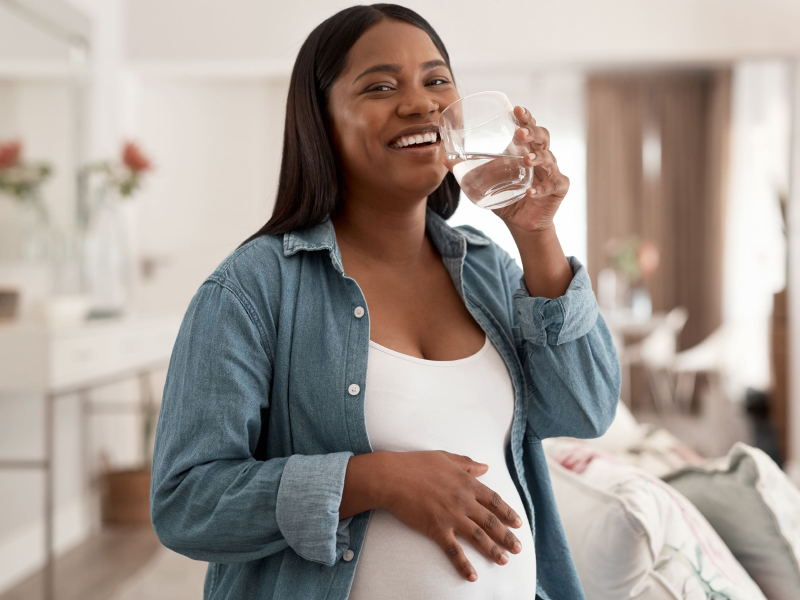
[439,91,533,210]
[447,152,533,208]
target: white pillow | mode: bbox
[547,400,705,478]
[663,442,800,600]
[546,446,766,600]
[589,399,647,453]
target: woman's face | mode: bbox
[327,19,459,207]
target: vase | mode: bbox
[630,283,653,319]
[81,186,131,318]
[0,190,52,261]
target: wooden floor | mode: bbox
[0,527,161,600]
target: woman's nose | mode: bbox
[397,95,439,118]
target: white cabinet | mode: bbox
[0,314,181,393]
[0,314,182,599]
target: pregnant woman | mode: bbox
[150,4,620,599]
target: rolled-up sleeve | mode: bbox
[151,278,353,567]
[506,256,621,440]
[276,453,354,564]
[513,257,599,346]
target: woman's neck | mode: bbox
[331,196,433,267]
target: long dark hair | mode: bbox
[239,3,460,247]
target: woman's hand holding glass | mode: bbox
[438,90,570,231]
[491,105,571,233]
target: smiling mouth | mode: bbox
[388,140,441,152]
[388,131,440,149]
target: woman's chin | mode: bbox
[388,173,448,200]
[389,158,449,182]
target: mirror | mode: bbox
[0,0,90,319]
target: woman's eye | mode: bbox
[366,78,450,93]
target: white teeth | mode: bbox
[390,131,438,148]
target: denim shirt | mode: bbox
[151,206,621,600]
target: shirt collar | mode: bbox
[282,206,490,269]
[423,206,491,256]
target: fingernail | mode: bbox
[513,542,522,553]
[468,573,478,582]
[529,153,536,160]
[529,188,537,195]
[521,128,530,135]
[500,553,509,565]
[514,518,522,527]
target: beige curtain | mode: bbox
[587,71,731,349]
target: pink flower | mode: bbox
[0,140,21,170]
[638,241,660,277]
[122,142,151,173]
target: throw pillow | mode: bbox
[663,442,800,600]
[546,445,766,600]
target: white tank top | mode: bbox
[348,334,537,599]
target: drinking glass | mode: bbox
[438,91,533,209]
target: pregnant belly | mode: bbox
[347,473,537,600]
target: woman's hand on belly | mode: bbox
[375,450,524,582]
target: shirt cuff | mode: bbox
[512,256,598,346]
[275,451,354,566]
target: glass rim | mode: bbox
[438,90,511,133]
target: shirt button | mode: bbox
[354,306,365,318]
[343,549,355,562]
[348,384,360,396]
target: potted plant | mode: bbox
[603,236,660,318]
[0,140,53,261]
[79,141,152,318]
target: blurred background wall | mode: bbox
[1,0,800,597]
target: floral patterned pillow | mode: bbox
[545,442,766,600]
[663,442,800,600]
[546,426,706,479]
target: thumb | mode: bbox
[446,452,488,476]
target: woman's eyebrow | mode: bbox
[353,59,447,84]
